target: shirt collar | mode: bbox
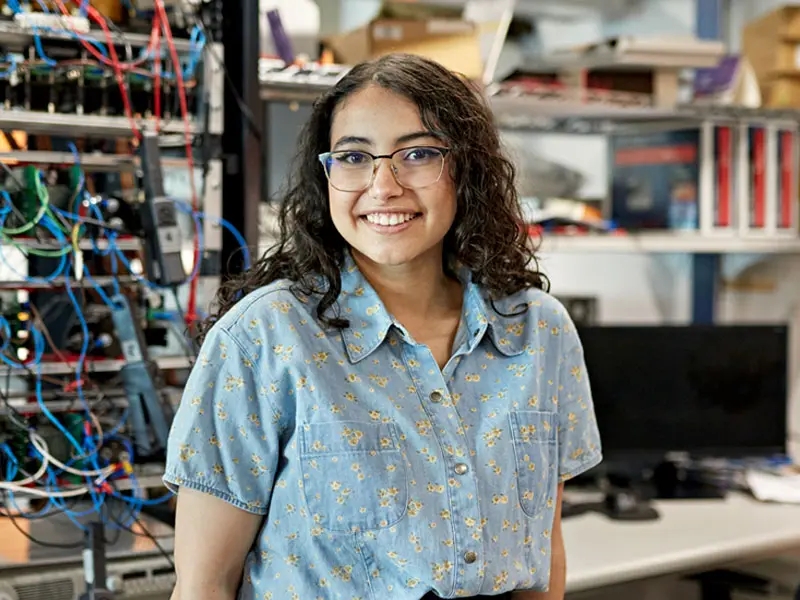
[338,257,395,363]
[338,256,527,363]
[462,272,528,358]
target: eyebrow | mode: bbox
[331,130,440,151]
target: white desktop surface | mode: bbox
[563,493,800,592]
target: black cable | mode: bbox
[194,12,263,143]
[132,513,175,569]
[0,384,29,431]
[0,492,85,549]
[103,486,175,569]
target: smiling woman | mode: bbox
[325,85,458,270]
[164,53,602,600]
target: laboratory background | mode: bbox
[0,0,799,599]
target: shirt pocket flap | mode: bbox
[301,421,400,455]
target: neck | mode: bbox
[351,249,461,320]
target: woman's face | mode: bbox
[326,85,457,271]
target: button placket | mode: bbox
[404,346,484,593]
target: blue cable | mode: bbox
[112,202,205,289]
[2,444,18,481]
[174,199,251,269]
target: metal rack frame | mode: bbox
[220,0,262,278]
[0,19,228,492]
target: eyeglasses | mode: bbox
[318,145,451,192]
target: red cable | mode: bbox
[54,1,200,322]
[153,28,162,126]
[52,2,167,139]
[52,0,159,72]
[154,0,201,325]
[52,0,146,138]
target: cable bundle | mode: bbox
[0,1,247,551]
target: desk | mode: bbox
[564,493,800,593]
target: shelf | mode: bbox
[259,59,349,102]
[258,64,800,130]
[538,233,800,254]
[114,469,167,492]
[0,150,190,172]
[0,19,193,51]
[0,109,200,137]
[6,237,141,251]
[0,275,140,290]
[0,354,193,377]
[2,387,181,414]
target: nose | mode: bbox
[369,158,403,201]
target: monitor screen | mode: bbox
[577,325,788,458]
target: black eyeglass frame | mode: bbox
[318,145,452,192]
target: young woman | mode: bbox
[165,53,602,600]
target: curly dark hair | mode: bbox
[198,53,547,343]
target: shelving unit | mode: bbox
[0,15,223,501]
[260,66,800,240]
[540,233,800,254]
[0,110,202,136]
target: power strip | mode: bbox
[12,12,91,34]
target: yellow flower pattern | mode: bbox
[164,259,602,599]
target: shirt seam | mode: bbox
[226,283,295,320]
[217,326,287,431]
[162,472,268,515]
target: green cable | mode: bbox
[1,171,49,236]
[1,173,74,256]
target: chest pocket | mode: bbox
[299,420,408,532]
[509,411,559,518]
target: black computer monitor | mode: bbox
[577,325,788,461]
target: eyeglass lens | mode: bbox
[323,146,446,192]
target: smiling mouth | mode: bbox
[361,212,422,227]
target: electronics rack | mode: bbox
[0,1,232,556]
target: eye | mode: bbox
[332,151,370,166]
[402,147,440,162]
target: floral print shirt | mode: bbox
[164,259,602,599]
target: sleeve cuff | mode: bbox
[559,452,603,483]
[162,473,268,516]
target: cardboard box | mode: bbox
[324,17,483,79]
[742,5,800,107]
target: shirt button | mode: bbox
[464,551,478,564]
[454,463,469,475]
[429,391,442,403]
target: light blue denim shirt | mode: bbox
[164,258,602,599]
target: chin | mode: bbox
[355,247,421,267]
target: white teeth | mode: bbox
[365,213,417,226]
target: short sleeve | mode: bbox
[163,324,281,515]
[557,324,603,482]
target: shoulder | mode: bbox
[203,279,322,345]
[492,286,573,328]
[483,285,579,352]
